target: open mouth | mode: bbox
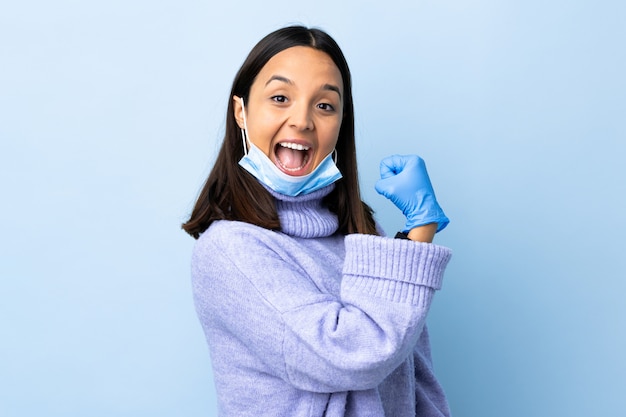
[274,142,313,176]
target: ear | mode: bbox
[233,95,245,129]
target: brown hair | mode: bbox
[182,26,377,239]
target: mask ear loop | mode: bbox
[240,97,249,156]
[332,149,338,164]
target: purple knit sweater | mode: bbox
[191,185,452,416]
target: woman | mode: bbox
[183,25,452,417]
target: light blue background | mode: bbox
[1,1,624,416]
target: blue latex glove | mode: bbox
[375,155,449,233]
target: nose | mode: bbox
[288,102,314,131]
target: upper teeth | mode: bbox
[279,142,310,151]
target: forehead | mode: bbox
[254,46,343,92]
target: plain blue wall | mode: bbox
[1,1,624,416]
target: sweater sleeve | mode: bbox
[283,234,451,392]
[192,222,451,393]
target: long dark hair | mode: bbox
[182,26,377,239]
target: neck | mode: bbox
[264,184,339,238]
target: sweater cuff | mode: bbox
[342,234,452,304]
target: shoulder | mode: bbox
[190,220,283,299]
[192,220,293,268]
[195,219,266,247]
[191,220,333,314]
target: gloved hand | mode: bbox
[375,155,449,233]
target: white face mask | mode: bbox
[237,97,342,196]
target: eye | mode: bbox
[271,95,288,103]
[317,103,336,112]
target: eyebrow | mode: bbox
[265,75,342,99]
[322,83,342,99]
[265,75,292,86]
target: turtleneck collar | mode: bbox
[264,184,339,238]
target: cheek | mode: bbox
[246,115,275,154]
[326,122,342,150]
[316,135,339,167]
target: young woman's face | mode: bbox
[234,46,344,176]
